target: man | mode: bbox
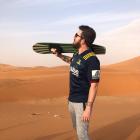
[51,25,100,140]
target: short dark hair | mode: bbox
[79,25,96,46]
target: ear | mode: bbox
[81,38,86,45]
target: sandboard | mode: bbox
[33,42,106,54]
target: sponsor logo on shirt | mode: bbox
[70,66,79,77]
[83,52,95,60]
[92,70,100,79]
[76,59,81,65]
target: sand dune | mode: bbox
[103,56,140,71]
[99,56,140,96]
[0,56,140,102]
[0,57,140,140]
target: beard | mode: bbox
[73,40,81,49]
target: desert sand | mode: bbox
[0,56,140,140]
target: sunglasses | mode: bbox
[75,33,83,38]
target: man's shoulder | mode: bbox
[82,50,95,60]
[82,50,99,61]
[84,52,100,68]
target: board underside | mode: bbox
[33,43,106,54]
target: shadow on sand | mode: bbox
[92,113,140,140]
[35,113,140,140]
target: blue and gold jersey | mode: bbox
[68,49,100,103]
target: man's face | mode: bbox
[73,30,83,49]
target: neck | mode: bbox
[78,44,89,54]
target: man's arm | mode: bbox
[82,82,99,122]
[57,54,72,64]
[51,48,72,64]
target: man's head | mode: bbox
[73,25,96,49]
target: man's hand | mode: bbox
[50,48,61,57]
[51,48,72,64]
[81,107,92,122]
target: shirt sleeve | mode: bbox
[87,56,100,83]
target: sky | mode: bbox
[0,0,140,67]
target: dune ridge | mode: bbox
[0,56,140,102]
